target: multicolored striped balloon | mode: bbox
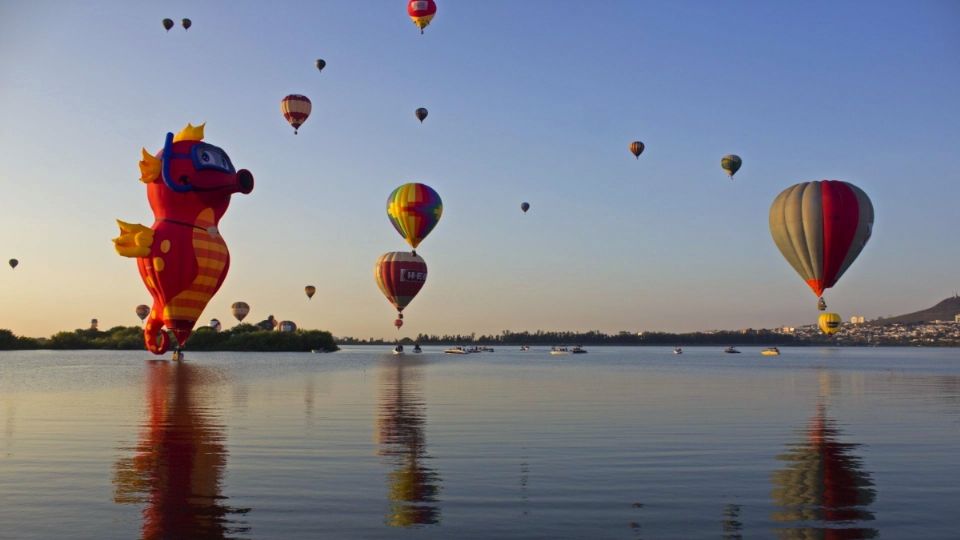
[281,94,311,134]
[769,180,873,309]
[374,251,428,315]
[386,183,443,250]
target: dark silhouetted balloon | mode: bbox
[629,141,644,159]
[8,259,17,269]
[135,304,150,322]
[721,154,742,178]
[415,108,428,123]
[316,59,326,72]
[305,285,316,300]
[521,202,530,213]
[181,18,192,30]
[162,18,174,31]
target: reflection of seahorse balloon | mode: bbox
[114,124,254,355]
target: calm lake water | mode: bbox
[1,346,958,539]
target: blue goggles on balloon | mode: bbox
[161,132,236,192]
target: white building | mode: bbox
[850,316,865,324]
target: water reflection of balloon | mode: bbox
[231,301,250,323]
[771,391,876,538]
[629,141,644,159]
[386,183,443,251]
[769,180,874,312]
[113,362,249,537]
[281,94,312,135]
[721,154,742,178]
[377,358,441,526]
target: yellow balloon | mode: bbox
[818,313,842,335]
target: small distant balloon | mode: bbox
[415,107,428,123]
[721,154,742,178]
[210,318,222,332]
[629,141,644,159]
[407,0,437,34]
[231,301,250,322]
[8,259,17,269]
[305,285,316,300]
[315,59,326,72]
[162,18,174,31]
[281,94,312,134]
[395,318,404,329]
[181,18,192,30]
[135,304,150,322]
[521,202,530,213]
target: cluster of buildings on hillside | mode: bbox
[773,315,960,346]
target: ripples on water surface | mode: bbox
[1,347,958,539]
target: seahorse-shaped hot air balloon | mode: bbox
[114,123,254,357]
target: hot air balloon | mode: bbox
[819,313,842,335]
[375,252,427,326]
[305,285,316,300]
[181,18,191,30]
[162,18,174,31]
[394,318,404,329]
[407,0,437,34]
[210,318,222,332]
[769,180,874,311]
[721,154,742,178]
[629,141,644,159]
[281,94,312,134]
[8,259,17,269]
[521,202,530,213]
[136,304,150,322]
[231,301,250,323]
[415,108,428,123]
[315,59,326,72]
[386,183,443,252]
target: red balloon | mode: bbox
[375,252,427,322]
[395,318,404,329]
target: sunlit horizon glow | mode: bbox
[1,1,958,340]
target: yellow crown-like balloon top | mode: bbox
[138,123,206,183]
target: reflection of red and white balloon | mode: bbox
[407,0,436,34]
[375,252,427,327]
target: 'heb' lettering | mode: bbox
[400,269,427,283]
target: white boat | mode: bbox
[571,346,587,354]
[673,347,683,354]
[392,345,405,355]
[550,347,570,356]
[444,347,469,355]
[520,345,530,351]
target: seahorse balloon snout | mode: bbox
[114,123,252,356]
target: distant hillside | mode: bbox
[873,296,960,325]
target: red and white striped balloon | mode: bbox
[280,94,312,134]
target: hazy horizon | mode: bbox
[2,1,959,340]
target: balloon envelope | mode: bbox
[8,259,17,269]
[305,285,316,299]
[415,108,428,123]
[629,141,644,159]
[135,304,150,322]
[769,180,874,302]
[181,18,191,30]
[162,18,174,31]
[386,183,443,250]
[721,154,742,177]
[521,202,530,213]
[281,94,312,134]
[407,0,437,33]
[375,251,427,314]
[819,313,842,335]
[315,59,326,72]
[231,301,250,322]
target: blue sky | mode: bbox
[1,1,958,338]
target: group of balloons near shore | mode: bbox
[6,1,873,359]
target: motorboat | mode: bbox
[444,347,469,354]
[723,346,741,354]
[673,347,683,355]
[761,347,781,356]
[311,349,327,354]
[392,344,404,355]
[520,345,530,351]
[413,344,422,354]
[571,346,587,354]
[550,347,570,356]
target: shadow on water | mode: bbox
[113,361,250,539]
[771,372,878,539]
[376,356,441,527]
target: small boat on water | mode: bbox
[724,346,741,354]
[571,346,587,354]
[392,344,405,355]
[413,344,422,354]
[761,347,781,356]
[673,346,683,355]
[444,346,469,355]
[550,347,570,356]
[520,345,530,351]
